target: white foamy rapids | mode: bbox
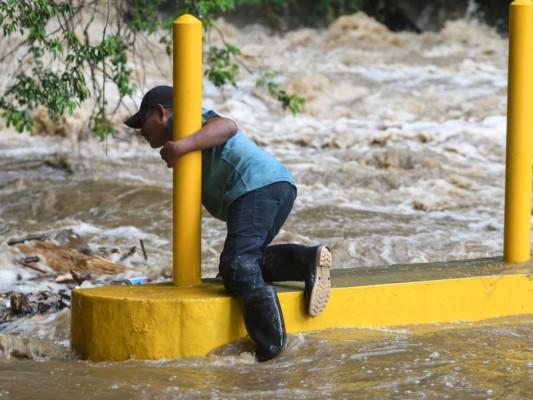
[0,10,516,349]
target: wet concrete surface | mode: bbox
[263,257,533,292]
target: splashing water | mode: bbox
[1,11,531,399]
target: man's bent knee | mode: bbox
[219,256,265,296]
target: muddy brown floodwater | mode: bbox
[1,11,531,400]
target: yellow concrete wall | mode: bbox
[71,271,533,361]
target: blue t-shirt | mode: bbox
[168,109,295,221]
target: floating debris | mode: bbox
[7,234,48,246]
[1,290,71,326]
[70,270,91,284]
[10,292,33,315]
[1,234,153,329]
[17,240,139,274]
[119,246,136,262]
[140,239,148,261]
[111,277,151,285]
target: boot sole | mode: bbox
[308,246,332,317]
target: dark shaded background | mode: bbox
[216,0,510,34]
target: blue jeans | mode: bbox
[219,182,297,295]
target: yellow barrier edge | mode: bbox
[71,273,533,361]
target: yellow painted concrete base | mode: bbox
[71,257,533,361]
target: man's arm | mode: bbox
[160,116,238,168]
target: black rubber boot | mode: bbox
[261,244,332,317]
[239,285,286,362]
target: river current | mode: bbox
[0,11,532,399]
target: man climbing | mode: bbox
[124,85,332,361]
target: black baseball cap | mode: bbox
[124,85,173,129]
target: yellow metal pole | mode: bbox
[172,14,203,286]
[504,0,533,263]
